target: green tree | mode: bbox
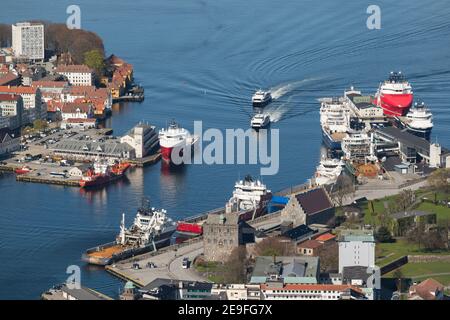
[375,226,393,243]
[428,169,450,195]
[84,49,105,77]
[33,119,48,131]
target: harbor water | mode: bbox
[1,0,450,299]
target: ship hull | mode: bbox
[406,125,432,141]
[379,94,413,116]
[79,174,123,188]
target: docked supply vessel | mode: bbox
[251,113,270,129]
[252,89,272,107]
[82,200,176,265]
[79,160,130,188]
[314,157,346,186]
[376,71,413,116]
[320,97,351,150]
[158,121,198,163]
[225,175,272,221]
[403,101,433,140]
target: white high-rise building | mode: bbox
[12,22,45,60]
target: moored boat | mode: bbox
[376,71,413,117]
[82,199,176,265]
[158,121,198,164]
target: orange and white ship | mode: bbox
[79,160,130,188]
[375,71,413,117]
[158,121,198,163]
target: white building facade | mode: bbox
[12,22,45,60]
[338,230,375,273]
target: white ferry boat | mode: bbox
[252,89,272,107]
[251,113,270,129]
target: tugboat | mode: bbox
[376,71,413,116]
[252,89,272,107]
[82,199,176,265]
[158,121,198,163]
[404,101,433,140]
[79,159,130,188]
[251,113,270,129]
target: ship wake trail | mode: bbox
[269,78,319,100]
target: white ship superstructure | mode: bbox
[314,157,346,186]
[225,175,272,220]
[251,113,270,129]
[117,203,175,250]
[341,132,372,160]
[319,97,351,150]
[404,101,433,140]
[159,121,198,162]
[252,89,272,106]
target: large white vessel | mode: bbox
[319,97,351,150]
[314,157,346,186]
[404,101,433,140]
[251,113,270,129]
[82,200,176,265]
[376,71,413,116]
[252,89,272,107]
[225,175,272,221]
[159,121,198,163]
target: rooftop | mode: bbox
[251,256,319,281]
[376,126,430,153]
[315,233,336,242]
[60,284,111,300]
[281,224,315,241]
[339,229,374,242]
[55,65,93,73]
[294,188,333,215]
[298,239,323,249]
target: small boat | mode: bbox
[15,166,32,175]
[251,113,270,129]
[252,89,272,107]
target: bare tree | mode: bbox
[254,236,296,257]
[332,175,355,207]
[317,242,338,272]
[223,246,248,283]
[428,169,450,195]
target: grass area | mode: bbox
[415,202,450,223]
[384,261,450,286]
[194,260,226,283]
[360,190,450,227]
[376,239,449,267]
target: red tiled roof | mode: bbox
[61,102,92,114]
[66,118,96,123]
[0,72,19,86]
[55,64,93,73]
[298,239,323,249]
[32,81,69,88]
[295,188,333,215]
[409,278,444,300]
[0,93,21,101]
[260,283,363,294]
[315,233,336,242]
[0,85,38,94]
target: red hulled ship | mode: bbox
[79,160,130,188]
[158,121,198,163]
[375,71,413,116]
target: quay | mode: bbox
[128,152,161,167]
[16,174,79,186]
[41,284,113,300]
[105,211,283,287]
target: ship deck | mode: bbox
[87,245,125,259]
[331,132,347,141]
